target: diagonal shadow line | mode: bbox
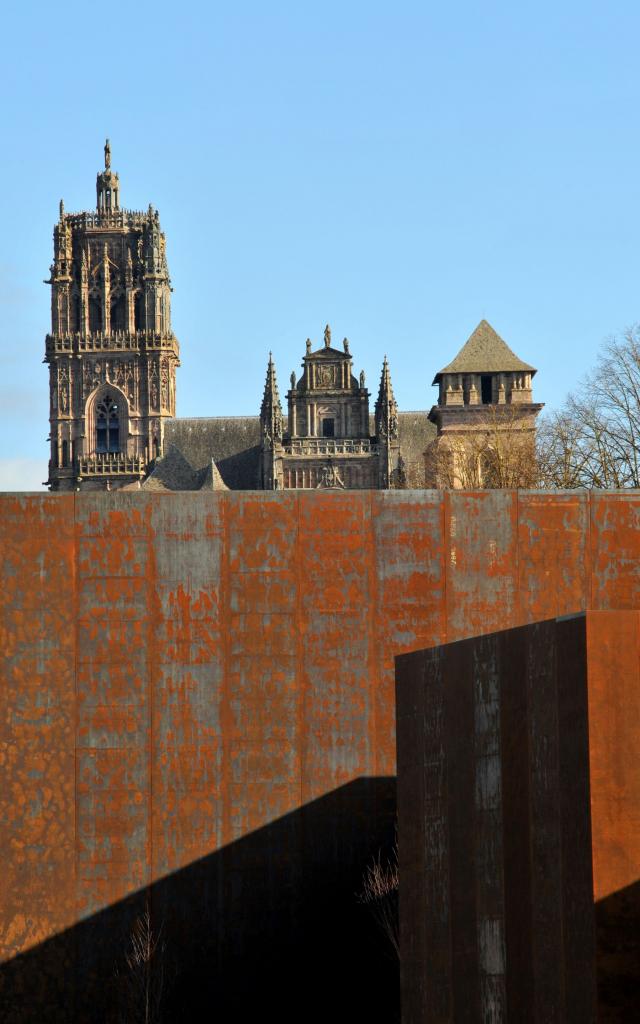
[0,776,398,1024]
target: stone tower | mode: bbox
[427,320,543,487]
[45,140,180,491]
[260,325,402,489]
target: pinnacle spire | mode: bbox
[375,355,398,440]
[260,352,283,442]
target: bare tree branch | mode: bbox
[537,325,640,488]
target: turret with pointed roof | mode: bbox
[430,320,541,414]
[427,319,544,487]
[433,320,535,380]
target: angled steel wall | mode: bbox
[396,612,640,1023]
[1,490,640,1019]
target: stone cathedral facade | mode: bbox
[45,141,179,491]
[259,326,401,490]
[44,144,542,492]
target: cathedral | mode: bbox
[45,145,542,492]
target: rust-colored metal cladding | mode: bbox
[0,497,76,960]
[396,611,640,1023]
[586,611,640,901]
[1,491,640,1021]
[517,490,590,620]
[445,490,519,640]
[590,492,640,609]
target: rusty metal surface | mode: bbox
[396,617,598,1024]
[397,610,640,1023]
[1,491,640,1019]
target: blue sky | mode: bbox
[1,1,639,488]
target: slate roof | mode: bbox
[163,416,262,490]
[145,412,436,490]
[396,412,437,488]
[433,320,536,382]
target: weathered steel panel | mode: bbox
[75,495,152,921]
[2,491,640,1021]
[373,490,445,773]
[0,496,76,967]
[397,612,640,1023]
[227,491,300,836]
[518,491,590,621]
[151,493,225,875]
[298,492,375,799]
[586,610,640,901]
[445,491,518,641]
[590,492,640,609]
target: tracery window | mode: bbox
[96,395,120,453]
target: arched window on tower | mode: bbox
[96,395,121,453]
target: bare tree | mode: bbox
[537,326,640,488]
[426,404,538,489]
[358,847,399,960]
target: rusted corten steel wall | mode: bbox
[1,490,640,1020]
[396,612,640,1024]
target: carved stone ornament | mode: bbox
[317,364,335,387]
[317,463,345,489]
[161,360,169,408]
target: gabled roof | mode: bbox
[433,320,536,383]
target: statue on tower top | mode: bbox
[104,138,111,170]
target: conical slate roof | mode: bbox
[432,320,536,383]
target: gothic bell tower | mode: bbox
[45,140,180,491]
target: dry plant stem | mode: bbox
[358,848,400,959]
[118,902,165,1024]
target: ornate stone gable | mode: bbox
[259,325,403,490]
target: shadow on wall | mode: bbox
[0,778,398,1024]
[597,879,640,1023]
